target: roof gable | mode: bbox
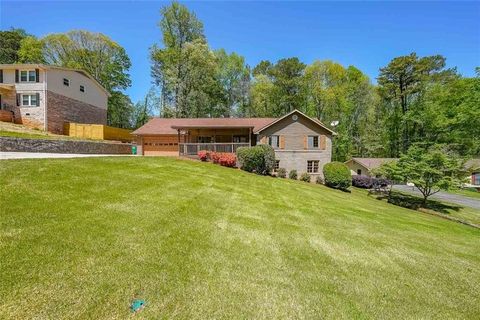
[254,109,336,135]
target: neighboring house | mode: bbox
[133,109,336,177]
[0,64,109,134]
[464,158,480,189]
[345,158,398,177]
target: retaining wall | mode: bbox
[0,137,133,154]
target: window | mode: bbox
[20,70,36,82]
[308,136,319,149]
[473,173,480,186]
[274,160,280,172]
[80,85,85,92]
[357,169,362,175]
[198,136,212,143]
[233,135,248,143]
[307,160,319,173]
[63,78,70,86]
[21,94,38,107]
[268,135,279,148]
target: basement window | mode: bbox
[307,160,319,173]
[63,78,70,86]
[80,85,85,92]
[21,94,38,107]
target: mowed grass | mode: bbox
[1,157,479,319]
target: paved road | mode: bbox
[393,185,480,210]
[0,152,134,160]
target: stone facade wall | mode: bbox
[0,137,133,154]
[275,150,331,178]
[47,91,107,134]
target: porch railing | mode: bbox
[179,143,250,156]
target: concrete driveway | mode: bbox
[393,185,480,210]
[0,152,134,160]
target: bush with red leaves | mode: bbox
[198,150,208,161]
[218,153,236,167]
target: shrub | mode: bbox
[289,170,297,180]
[277,168,287,178]
[218,153,236,167]
[352,175,373,188]
[323,162,351,190]
[198,150,208,161]
[210,152,220,164]
[352,175,390,189]
[235,147,249,168]
[300,172,311,182]
[235,144,275,175]
[316,175,324,184]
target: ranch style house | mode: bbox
[133,109,336,177]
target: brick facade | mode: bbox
[47,91,107,134]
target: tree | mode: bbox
[269,57,306,115]
[0,28,28,63]
[377,53,457,156]
[39,31,132,92]
[394,145,463,206]
[150,1,208,117]
[17,36,45,63]
[107,91,134,129]
[132,87,161,128]
[214,49,250,116]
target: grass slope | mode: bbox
[1,157,479,319]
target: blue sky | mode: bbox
[1,1,479,102]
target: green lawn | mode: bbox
[1,157,479,319]
[0,130,93,141]
[451,188,480,200]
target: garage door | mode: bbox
[143,135,179,156]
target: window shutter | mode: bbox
[15,70,19,83]
[36,93,40,106]
[303,135,307,149]
[16,94,20,106]
[35,69,40,82]
[0,70,3,83]
[279,135,285,149]
[320,135,326,150]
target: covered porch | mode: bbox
[173,125,254,156]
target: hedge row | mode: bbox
[197,150,236,167]
[352,175,389,189]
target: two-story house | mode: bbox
[0,64,109,134]
[133,109,336,177]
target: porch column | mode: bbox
[177,129,181,155]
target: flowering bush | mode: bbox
[218,153,236,167]
[198,150,208,161]
[207,152,236,167]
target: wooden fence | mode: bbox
[64,123,133,142]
